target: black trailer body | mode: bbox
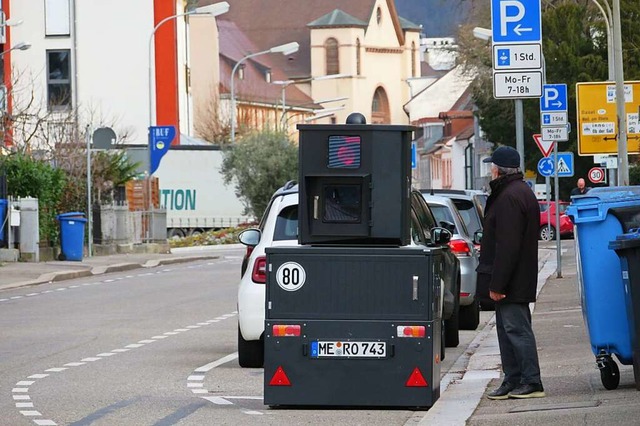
[264,245,444,408]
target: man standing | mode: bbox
[570,178,591,196]
[478,146,545,400]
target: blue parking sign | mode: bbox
[491,0,542,44]
[540,84,568,112]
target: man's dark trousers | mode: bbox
[495,302,542,385]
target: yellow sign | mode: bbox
[576,81,640,156]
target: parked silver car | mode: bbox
[421,194,480,330]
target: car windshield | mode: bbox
[274,205,298,241]
[452,199,482,236]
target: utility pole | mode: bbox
[612,0,628,185]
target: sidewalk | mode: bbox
[465,241,640,425]
[0,244,245,292]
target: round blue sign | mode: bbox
[537,157,554,177]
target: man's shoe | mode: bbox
[508,383,546,399]
[487,382,516,400]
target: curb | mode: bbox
[0,255,221,291]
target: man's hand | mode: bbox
[490,291,506,301]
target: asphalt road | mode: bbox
[1,247,493,426]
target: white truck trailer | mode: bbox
[154,146,250,237]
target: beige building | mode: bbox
[198,0,422,127]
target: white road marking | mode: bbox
[0,298,8,302]
[194,353,239,373]
[34,420,57,426]
[26,293,40,296]
[69,285,81,288]
[14,309,237,423]
[214,316,226,320]
[197,323,210,326]
[222,314,235,318]
[28,374,49,379]
[10,296,23,299]
[224,396,264,400]
[56,288,66,291]
[104,279,115,283]
[243,410,263,415]
[42,290,54,293]
[206,320,219,323]
[202,396,233,405]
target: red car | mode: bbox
[538,201,573,240]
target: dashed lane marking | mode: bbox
[12,311,237,425]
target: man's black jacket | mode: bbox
[476,173,540,303]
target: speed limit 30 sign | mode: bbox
[588,167,606,184]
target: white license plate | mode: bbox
[310,341,386,358]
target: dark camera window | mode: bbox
[323,184,361,223]
[328,136,361,169]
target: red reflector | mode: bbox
[272,324,301,337]
[405,367,428,387]
[252,256,267,284]
[269,366,291,386]
[460,292,470,297]
[449,239,471,256]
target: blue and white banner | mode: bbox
[149,125,176,175]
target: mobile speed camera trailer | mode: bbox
[264,115,445,408]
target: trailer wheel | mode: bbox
[598,356,620,390]
[238,326,264,368]
[459,298,480,330]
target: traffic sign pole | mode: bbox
[553,141,562,278]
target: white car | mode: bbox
[237,182,462,368]
[237,182,299,368]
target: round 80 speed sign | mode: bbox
[589,167,605,184]
[276,262,306,291]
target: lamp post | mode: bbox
[230,41,300,143]
[0,41,31,57]
[271,73,349,129]
[611,0,628,185]
[148,2,229,127]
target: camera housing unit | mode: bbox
[297,124,415,245]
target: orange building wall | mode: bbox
[153,0,180,145]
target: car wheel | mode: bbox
[459,298,480,330]
[539,225,556,241]
[238,326,264,368]
[444,276,460,347]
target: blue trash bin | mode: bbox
[567,186,640,390]
[56,212,87,261]
[609,229,640,391]
[0,199,6,245]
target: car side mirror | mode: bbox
[473,230,483,245]
[238,228,261,247]
[432,227,452,245]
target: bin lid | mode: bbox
[567,186,640,224]
[609,228,640,250]
[56,211,86,220]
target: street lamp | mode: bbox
[230,41,300,143]
[0,41,31,57]
[148,1,229,127]
[271,73,349,129]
